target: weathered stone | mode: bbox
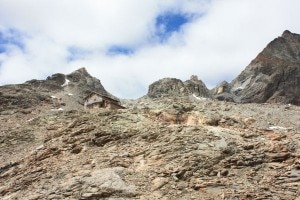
[70,125,95,137]
[266,153,291,162]
[220,169,229,176]
[151,177,168,191]
[70,146,83,154]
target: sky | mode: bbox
[0,0,300,99]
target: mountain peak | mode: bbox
[190,75,199,82]
[71,67,90,76]
[228,30,300,105]
[281,30,300,41]
[282,30,292,37]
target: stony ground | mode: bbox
[0,96,299,200]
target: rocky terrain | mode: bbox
[0,30,299,200]
[0,95,299,199]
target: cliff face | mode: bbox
[229,30,300,105]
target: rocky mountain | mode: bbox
[1,31,300,200]
[148,75,210,98]
[148,30,300,105]
[214,30,300,105]
[0,67,114,112]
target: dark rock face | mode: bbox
[148,75,210,98]
[228,30,300,105]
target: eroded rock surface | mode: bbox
[1,96,299,199]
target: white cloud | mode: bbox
[0,0,300,98]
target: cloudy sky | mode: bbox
[0,0,300,98]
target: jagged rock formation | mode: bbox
[0,67,115,112]
[184,75,211,98]
[214,30,300,105]
[148,75,210,98]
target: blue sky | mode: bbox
[1,0,300,98]
[154,12,192,43]
[104,12,193,56]
[0,29,25,53]
[107,46,134,56]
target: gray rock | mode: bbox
[184,75,211,98]
[147,75,210,98]
[147,78,188,98]
[80,167,136,198]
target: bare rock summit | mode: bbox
[148,75,210,98]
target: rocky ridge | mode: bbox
[0,67,116,112]
[148,30,300,106]
[214,30,300,105]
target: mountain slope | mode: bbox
[0,95,299,199]
[229,30,300,105]
[0,67,116,112]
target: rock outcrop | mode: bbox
[214,30,300,105]
[184,75,211,98]
[148,75,210,98]
[210,81,234,102]
[148,78,188,98]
